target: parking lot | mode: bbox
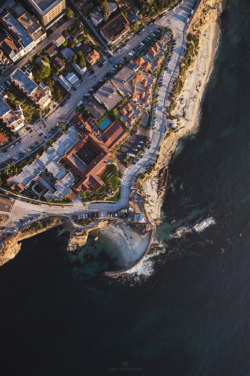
[116,126,148,171]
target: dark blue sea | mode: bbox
[0,0,250,375]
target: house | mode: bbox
[86,49,100,65]
[17,11,46,46]
[0,11,35,54]
[85,98,105,120]
[76,42,92,56]
[94,81,122,111]
[72,62,87,75]
[57,75,71,92]
[70,24,84,40]
[53,33,65,48]
[100,12,130,45]
[90,8,104,26]
[45,43,56,57]
[111,62,138,97]
[66,72,79,86]
[10,69,51,110]
[135,56,146,67]
[107,2,117,14]
[0,94,25,132]
[52,56,65,71]
[61,47,74,61]
[0,33,23,62]
[0,132,7,144]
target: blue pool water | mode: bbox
[99,117,111,131]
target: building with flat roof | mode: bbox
[25,0,66,28]
[10,68,51,110]
[0,11,35,54]
[18,11,46,46]
[0,94,25,132]
[94,81,122,111]
[0,33,23,62]
[100,12,130,46]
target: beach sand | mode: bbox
[95,223,151,268]
[142,2,221,224]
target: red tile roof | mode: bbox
[100,12,130,42]
[103,121,127,149]
[0,132,7,143]
[86,49,100,65]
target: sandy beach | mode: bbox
[142,0,222,225]
[95,223,152,268]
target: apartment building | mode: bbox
[0,33,23,62]
[10,69,51,110]
[18,11,46,46]
[0,95,25,132]
[0,11,35,54]
[25,0,66,28]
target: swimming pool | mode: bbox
[98,117,111,131]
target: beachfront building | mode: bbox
[10,69,51,110]
[0,95,25,132]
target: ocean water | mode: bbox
[0,0,250,375]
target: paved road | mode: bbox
[1,0,198,233]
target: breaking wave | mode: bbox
[170,216,216,238]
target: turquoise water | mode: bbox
[98,117,112,131]
[0,1,250,375]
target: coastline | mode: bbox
[141,0,222,227]
[0,0,222,273]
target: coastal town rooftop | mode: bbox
[18,11,41,35]
[0,11,34,49]
[94,81,122,111]
[10,69,37,95]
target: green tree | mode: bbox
[72,53,78,63]
[66,9,74,18]
[77,51,86,67]
[33,65,51,81]
[54,89,63,103]
[100,0,110,21]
